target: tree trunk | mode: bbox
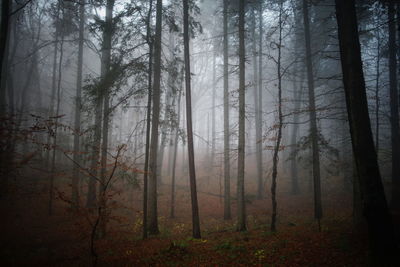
[72,0,85,209]
[388,2,400,211]
[142,0,153,240]
[98,0,114,239]
[258,2,264,198]
[223,0,231,221]
[211,45,216,174]
[0,0,11,113]
[271,1,283,232]
[335,0,397,265]
[49,12,65,215]
[252,5,262,200]
[302,0,323,227]
[183,0,201,239]
[237,0,246,232]
[148,0,162,235]
[170,90,182,219]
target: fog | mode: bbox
[0,0,399,266]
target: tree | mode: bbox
[302,0,322,228]
[183,0,201,239]
[72,0,86,209]
[98,0,115,238]
[223,0,231,221]
[237,0,246,232]
[148,0,163,235]
[387,1,400,210]
[142,0,154,240]
[251,3,263,200]
[270,0,284,232]
[335,0,397,265]
[0,0,11,113]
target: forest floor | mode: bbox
[1,168,370,266]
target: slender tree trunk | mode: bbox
[290,1,303,195]
[223,0,231,221]
[211,46,216,173]
[375,18,380,152]
[142,0,153,240]
[335,0,397,265]
[258,2,264,197]
[252,6,262,200]
[271,1,283,232]
[148,0,162,235]
[388,2,400,210]
[98,0,114,239]
[183,0,201,239]
[72,0,85,209]
[170,90,182,219]
[46,11,60,171]
[237,0,246,232]
[49,13,65,215]
[302,0,323,228]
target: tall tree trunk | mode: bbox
[0,0,12,198]
[223,0,231,221]
[211,45,216,174]
[252,5,262,200]
[72,0,85,209]
[46,8,60,171]
[49,12,65,215]
[335,0,397,265]
[271,1,283,232]
[148,0,162,235]
[98,0,114,239]
[0,0,11,113]
[388,2,400,210]
[375,17,380,152]
[290,0,303,195]
[237,0,246,232]
[142,0,153,240]
[302,0,323,227]
[183,0,201,239]
[258,2,264,197]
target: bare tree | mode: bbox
[271,0,284,232]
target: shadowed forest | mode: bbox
[1,0,400,266]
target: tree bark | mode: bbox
[335,0,397,265]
